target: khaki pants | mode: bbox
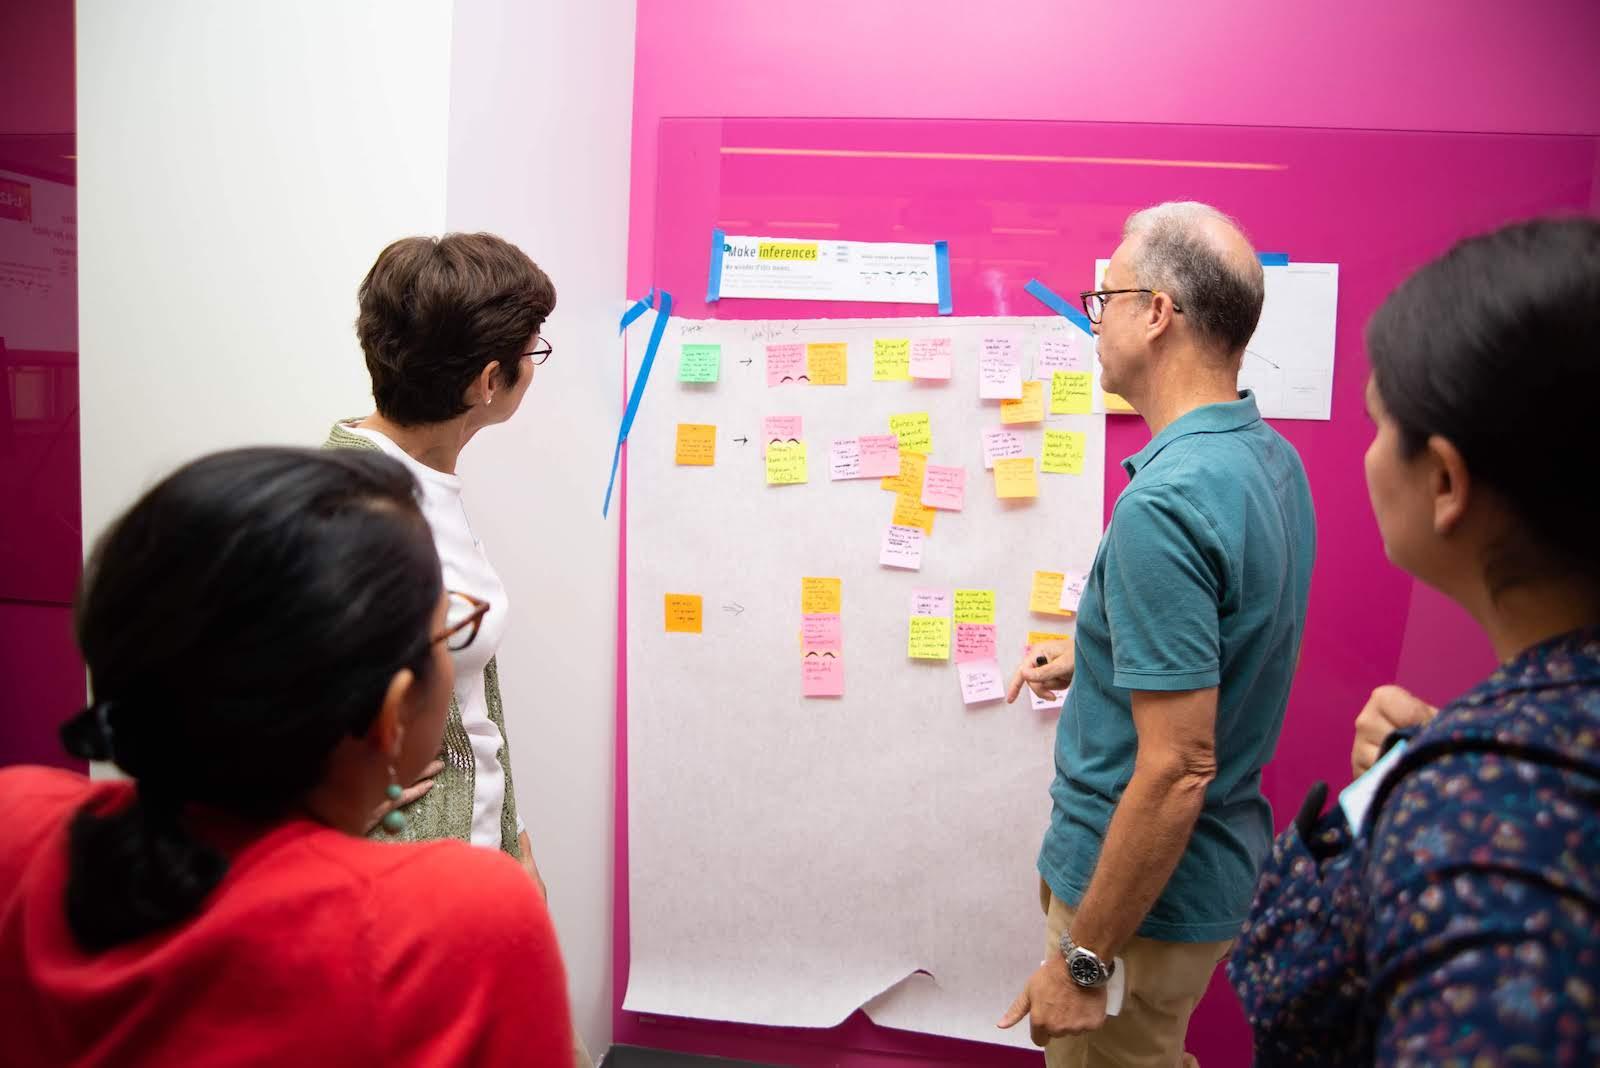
[1040,879,1232,1068]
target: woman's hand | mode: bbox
[518,830,547,900]
[366,759,444,833]
[1351,686,1436,779]
[1006,639,1076,704]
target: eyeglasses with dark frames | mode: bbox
[433,590,490,652]
[1078,289,1184,326]
[524,337,553,366]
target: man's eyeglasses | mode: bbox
[433,591,490,652]
[524,337,553,366]
[1078,289,1184,326]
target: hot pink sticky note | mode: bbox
[801,613,843,652]
[955,622,998,663]
[910,337,953,380]
[766,343,806,386]
[982,427,1026,469]
[921,464,967,511]
[802,655,844,697]
[829,438,862,480]
[879,524,924,570]
[958,659,1006,705]
[762,415,803,456]
[910,588,952,617]
[857,434,902,477]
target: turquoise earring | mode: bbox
[382,765,406,835]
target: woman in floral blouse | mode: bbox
[1231,217,1600,1066]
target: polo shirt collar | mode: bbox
[1122,390,1263,477]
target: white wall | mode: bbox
[444,2,634,1055]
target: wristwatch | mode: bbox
[1059,932,1115,988]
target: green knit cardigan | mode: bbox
[325,422,522,858]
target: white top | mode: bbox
[346,424,522,846]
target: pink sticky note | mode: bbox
[801,613,843,652]
[857,434,902,477]
[830,439,862,480]
[802,655,844,697]
[1030,686,1067,711]
[910,588,952,617]
[879,524,924,570]
[1036,337,1083,379]
[910,337,953,380]
[955,622,998,663]
[766,343,807,386]
[979,350,1024,400]
[762,415,803,456]
[921,464,967,511]
[981,427,1026,469]
[1059,570,1088,613]
[958,659,1007,705]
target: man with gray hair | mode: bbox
[999,202,1316,1065]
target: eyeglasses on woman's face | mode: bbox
[524,336,553,366]
[433,590,490,652]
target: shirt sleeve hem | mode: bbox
[1113,668,1220,691]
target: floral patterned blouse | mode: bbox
[1363,627,1600,1065]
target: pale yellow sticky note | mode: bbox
[1104,391,1135,413]
[953,588,996,624]
[801,576,842,615]
[881,449,928,496]
[806,342,848,385]
[873,338,912,381]
[1050,371,1094,415]
[1028,630,1073,646]
[674,423,716,466]
[892,492,936,535]
[664,593,703,633]
[1030,571,1075,616]
[994,456,1039,498]
[1000,379,1045,424]
[908,615,952,660]
[889,412,933,454]
[766,441,808,484]
[1041,429,1086,475]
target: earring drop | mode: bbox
[382,765,406,835]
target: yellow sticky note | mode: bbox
[806,342,848,385]
[908,615,952,660]
[892,492,936,535]
[766,441,808,484]
[664,593,703,633]
[1050,371,1094,415]
[888,412,933,454]
[953,588,996,624]
[1041,429,1086,475]
[994,456,1039,498]
[873,338,912,381]
[674,423,716,466]
[1030,571,1075,616]
[1000,379,1045,424]
[880,449,928,495]
[1028,630,1073,646]
[1104,391,1135,413]
[801,576,842,615]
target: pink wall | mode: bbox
[623,2,1600,1062]
[0,0,75,136]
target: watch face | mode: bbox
[1069,953,1102,986]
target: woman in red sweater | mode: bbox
[0,447,573,1066]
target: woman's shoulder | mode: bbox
[0,766,115,843]
[323,420,381,452]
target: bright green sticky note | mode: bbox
[679,343,721,383]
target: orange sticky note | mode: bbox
[806,342,848,385]
[881,449,928,496]
[1050,371,1094,415]
[892,492,936,535]
[674,423,716,466]
[1000,380,1045,424]
[994,456,1039,498]
[1028,630,1073,646]
[1030,571,1075,616]
[664,593,703,633]
[801,576,842,615]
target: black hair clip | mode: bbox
[60,701,115,762]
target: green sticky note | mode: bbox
[679,343,721,383]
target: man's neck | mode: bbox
[1129,347,1241,437]
[356,412,474,475]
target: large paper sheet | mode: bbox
[625,315,1105,1048]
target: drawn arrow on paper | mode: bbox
[722,602,745,615]
[733,436,749,445]
[739,357,753,366]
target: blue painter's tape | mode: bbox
[934,240,952,315]
[603,289,674,518]
[1024,278,1094,335]
[1258,252,1290,266]
[617,288,656,336]
[706,228,726,303]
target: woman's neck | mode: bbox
[1467,579,1600,664]
[356,412,474,475]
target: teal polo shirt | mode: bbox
[1038,391,1316,942]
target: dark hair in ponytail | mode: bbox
[1366,216,1600,592]
[58,447,442,951]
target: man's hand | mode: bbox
[997,956,1108,1045]
[366,759,444,833]
[1351,685,1436,779]
[1006,639,1075,704]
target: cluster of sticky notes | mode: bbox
[1030,570,1077,617]
[806,342,848,385]
[1050,371,1093,415]
[994,456,1039,499]
[831,433,900,481]
[879,524,924,570]
[910,337,953,380]
[1001,379,1045,424]
[953,589,1003,704]
[1026,630,1073,711]
[1042,429,1086,475]
[888,412,933,454]
[801,577,843,697]
[664,593,703,634]
[978,336,1023,400]
[873,337,911,381]
[674,423,716,466]
[678,343,720,383]
[908,588,953,660]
